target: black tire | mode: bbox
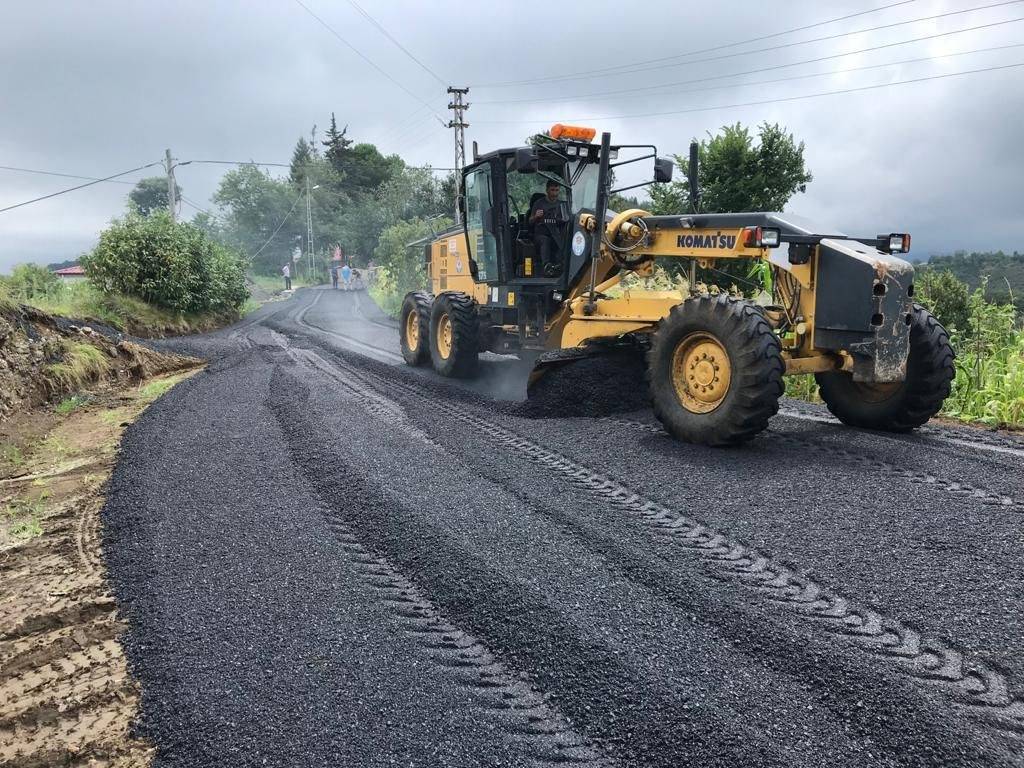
[815,304,954,431]
[399,291,433,366]
[429,292,479,378]
[648,294,784,446]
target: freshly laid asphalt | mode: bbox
[103,287,1024,767]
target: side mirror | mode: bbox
[654,156,674,183]
[514,146,540,174]
[457,194,466,219]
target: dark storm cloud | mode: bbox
[1,0,1021,268]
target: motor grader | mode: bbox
[399,124,954,445]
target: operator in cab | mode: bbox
[530,179,568,277]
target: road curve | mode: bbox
[103,288,1024,767]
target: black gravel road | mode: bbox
[103,287,1024,768]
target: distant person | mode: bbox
[341,263,352,290]
[330,264,339,290]
[530,179,568,276]
[282,263,292,291]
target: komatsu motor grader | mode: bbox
[399,124,954,445]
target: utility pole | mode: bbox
[447,86,469,223]
[164,148,177,222]
[306,176,315,284]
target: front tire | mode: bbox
[815,304,954,431]
[400,291,432,366]
[648,294,784,446]
[429,292,479,378]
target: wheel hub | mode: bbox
[437,313,453,359]
[405,309,419,351]
[671,333,732,413]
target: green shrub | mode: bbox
[81,211,247,314]
[369,217,449,316]
[3,263,61,301]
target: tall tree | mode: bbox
[289,137,313,187]
[128,176,181,217]
[650,122,812,214]
[322,113,352,173]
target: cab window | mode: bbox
[464,164,499,282]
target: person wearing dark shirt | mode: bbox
[530,179,568,276]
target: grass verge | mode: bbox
[0,367,201,545]
[26,282,239,337]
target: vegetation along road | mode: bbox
[102,287,1024,768]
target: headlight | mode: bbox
[742,226,781,248]
[888,233,911,253]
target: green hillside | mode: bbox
[924,251,1024,312]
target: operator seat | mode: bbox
[525,192,545,239]
[516,192,546,277]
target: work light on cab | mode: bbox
[549,123,596,142]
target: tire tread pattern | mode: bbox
[431,292,479,378]
[648,294,784,445]
[817,304,954,432]
[399,291,433,367]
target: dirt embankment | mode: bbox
[0,302,201,767]
[0,368,202,767]
[0,304,194,421]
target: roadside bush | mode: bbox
[369,217,449,316]
[2,264,62,302]
[82,211,247,314]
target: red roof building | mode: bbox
[53,265,86,280]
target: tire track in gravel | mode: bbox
[267,360,803,768]
[0,497,150,767]
[293,346,1024,744]
[606,416,1022,512]
[318,514,610,768]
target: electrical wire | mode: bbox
[291,0,446,120]
[342,0,447,86]
[247,194,304,262]
[473,0,1023,87]
[0,164,136,185]
[473,61,1024,124]
[474,25,1024,106]
[0,161,163,214]
[180,195,212,216]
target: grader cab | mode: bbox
[399,125,954,445]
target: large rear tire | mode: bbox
[815,304,954,431]
[648,294,784,446]
[399,291,433,366]
[429,292,479,378]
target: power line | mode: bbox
[474,0,1023,88]
[248,194,304,262]
[0,164,136,185]
[180,195,212,216]
[475,27,1024,107]
[188,159,292,168]
[342,0,447,86]
[472,61,1024,124]
[291,0,445,120]
[0,161,163,215]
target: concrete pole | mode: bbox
[165,149,177,223]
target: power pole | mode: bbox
[164,148,177,222]
[306,176,315,284]
[447,86,469,223]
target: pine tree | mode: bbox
[322,113,352,173]
[290,137,312,187]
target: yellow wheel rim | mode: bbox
[405,308,420,352]
[671,332,732,413]
[437,313,453,359]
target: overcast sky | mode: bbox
[1,0,1022,270]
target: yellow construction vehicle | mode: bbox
[399,125,954,445]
